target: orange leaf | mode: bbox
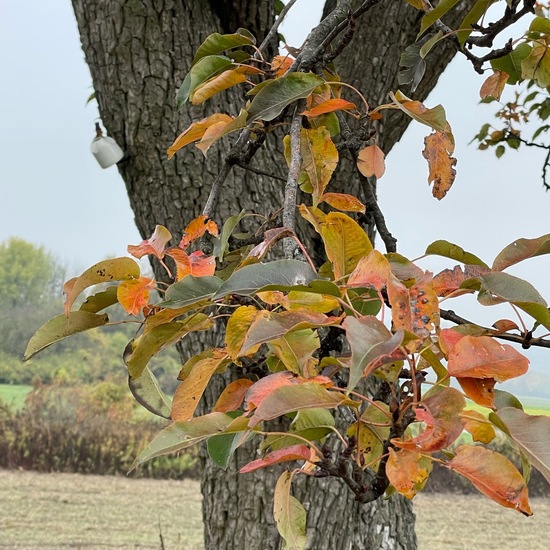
[225,305,261,362]
[357,144,385,179]
[438,327,465,356]
[386,448,431,499]
[165,248,191,280]
[213,378,254,413]
[179,215,219,249]
[271,55,294,77]
[195,120,233,156]
[394,387,465,452]
[320,192,365,213]
[171,349,229,421]
[117,277,154,316]
[347,250,391,291]
[239,444,313,474]
[127,225,172,260]
[448,335,529,382]
[492,319,520,334]
[480,70,509,101]
[188,250,216,276]
[461,410,496,444]
[422,130,457,200]
[433,264,488,297]
[457,377,496,409]
[167,113,233,159]
[448,445,532,515]
[301,98,356,117]
[190,69,247,105]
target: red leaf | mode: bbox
[189,250,216,276]
[213,378,254,413]
[432,264,487,297]
[128,225,172,260]
[179,215,219,249]
[438,327,464,356]
[492,319,520,334]
[448,335,529,382]
[239,444,313,473]
[448,445,532,515]
[117,277,154,316]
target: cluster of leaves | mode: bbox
[26,7,550,549]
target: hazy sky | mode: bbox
[2,2,549,359]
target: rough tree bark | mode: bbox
[71,1,471,548]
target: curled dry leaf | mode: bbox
[422,130,457,200]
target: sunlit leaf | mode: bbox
[357,144,385,179]
[117,277,154,316]
[387,448,431,499]
[492,233,550,271]
[240,444,313,474]
[447,445,532,515]
[273,471,307,550]
[247,73,324,121]
[448,335,529,383]
[24,311,109,360]
[128,366,172,419]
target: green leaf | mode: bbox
[274,471,307,550]
[247,73,324,121]
[192,29,255,65]
[213,260,321,299]
[160,275,224,308]
[425,240,489,268]
[491,43,532,85]
[79,286,119,313]
[420,31,444,58]
[64,257,140,314]
[207,429,252,470]
[128,366,172,419]
[343,316,404,392]
[497,407,550,484]
[24,311,109,360]
[457,0,496,47]
[398,43,426,92]
[419,0,460,37]
[124,315,211,378]
[530,16,550,35]
[492,234,550,271]
[268,329,320,375]
[177,55,233,109]
[494,389,524,411]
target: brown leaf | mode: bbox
[422,130,457,200]
[179,215,219,249]
[448,445,532,515]
[357,144,385,179]
[479,70,509,101]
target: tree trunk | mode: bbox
[71,1,470,548]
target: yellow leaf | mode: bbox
[225,305,261,362]
[190,69,247,105]
[461,409,496,444]
[357,144,385,179]
[422,130,457,200]
[321,192,365,213]
[387,448,431,499]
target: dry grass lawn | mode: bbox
[0,469,548,549]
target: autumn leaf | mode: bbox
[461,409,496,444]
[448,335,529,383]
[117,277,154,316]
[301,98,356,117]
[225,305,261,362]
[179,215,219,249]
[390,90,448,132]
[480,70,509,101]
[492,233,550,271]
[447,445,532,515]
[320,192,365,213]
[457,377,496,409]
[128,225,172,260]
[167,113,233,159]
[213,378,254,413]
[347,250,391,291]
[190,69,247,105]
[240,444,313,474]
[273,471,307,550]
[271,54,294,77]
[357,144,385,179]
[422,130,457,200]
[386,448,431,499]
[432,264,488,297]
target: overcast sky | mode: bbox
[2,1,550,376]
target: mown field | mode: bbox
[0,469,548,550]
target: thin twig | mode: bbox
[282,108,303,259]
[234,161,287,182]
[257,0,300,55]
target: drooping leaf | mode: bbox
[117,277,154,316]
[448,335,529,383]
[171,349,230,421]
[422,130,457,200]
[343,316,404,392]
[387,448,431,499]
[213,260,321,299]
[301,98,356,117]
[357,144,386,179]
[247,227,295,260]
[63,257,140,315]
[390,91,447,133]
[160,275,224,308]
[447,445,532,515]
[497,407,550,485]
[176,55,234,108]
[461,409,496,443]
[418,0,460,37]
[271,54,294,77]
[249,382,357,428]
[273,471,307,550]
[24,311,109,360]
[127,225,173,260]
[424,240,489,268]
[479,70,509,101]
[128,366,172,419]
[214,379,255,413]
[167,114,233,159]
[492,233,550,271]
[247,73,324,121]
[320,192,365,213]
[240,444,313,474]
[124,315,212,378]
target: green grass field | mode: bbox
[0,384,32,411]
